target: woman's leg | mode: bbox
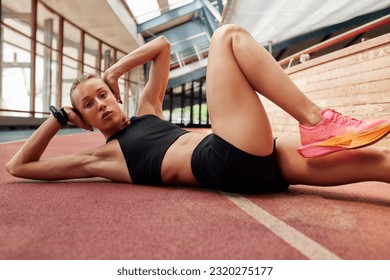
[276,137,390,185]
[206,24,390,158]
[206,24,322,156]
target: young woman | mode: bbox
[6,25,390,194]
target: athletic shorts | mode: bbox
[191,133,290,194]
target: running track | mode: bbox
[0,130,389,259]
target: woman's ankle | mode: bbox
[300,106,323,127]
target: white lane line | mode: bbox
[223,193,342,260]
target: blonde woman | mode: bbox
[6,25,390,194]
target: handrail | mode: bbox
[0,108,50,115]
[170,32,211,47]
[169,32,210,69]
[278,14,390,67]
[202,0,222,23]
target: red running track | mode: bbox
[0,130,389,259]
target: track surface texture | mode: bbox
[1,130,389,260]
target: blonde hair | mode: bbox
[69,73,102,108]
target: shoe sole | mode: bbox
[298,123,390,158]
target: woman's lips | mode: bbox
[102,111,113,119]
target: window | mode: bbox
[125,0,194,23]
[1,0,32,36]
[84,35,100,74]
[36,2,60,50]
[1,28,31,114]
[125,0,160,23]
[0,0,141,120]
[63,21,81,61]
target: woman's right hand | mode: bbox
[103,71,122,104]
[63,106,94,131]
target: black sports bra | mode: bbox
[106,114,189,185]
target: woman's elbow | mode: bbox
[5,161,42,180]
[157,36,171,49]
[5,158,27,178]
[5,161,18,177]
[158,35,170,44]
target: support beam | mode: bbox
[167,66,206,89]
[43,19,53,109]
[216,0,223,13]
[198,78,203,124]
[157,0,170,13]
[168,88,173,122]
[0,25,3,109]
[30,0,37,115]
[180,84,185,124]
[137,0,203,33]
[190,80,195,125]
[58,17,64,107]
[202,0,222,24]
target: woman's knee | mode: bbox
[211,24,246,43]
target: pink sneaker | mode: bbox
[298,108,390,158]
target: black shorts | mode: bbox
[191,134,290,194]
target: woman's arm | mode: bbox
[5,108,97,180]
[103,36,171,116]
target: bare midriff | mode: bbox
[161,131,207,186]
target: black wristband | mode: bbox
[49,105,69,128]
[60,107,69,121]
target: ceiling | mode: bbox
[222,0,390,46]
[41,0,144,53]
[37,0,390,84]
[36,0,390,55]
[222,0,390,61]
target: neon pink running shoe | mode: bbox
[298,108,390,158]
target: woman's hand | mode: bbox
[63,106,94,131]
[103,71,122,104]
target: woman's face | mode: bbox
[71,78,126,134]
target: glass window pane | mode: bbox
[62,57,80,107]
[2,28,31,63]
[84,65,99,76]
[63,56,80,72]
[1,27,31,114]
[117,51,126,60]
[35,43,59,113]
[1,66,31,114]
[36,2,60,50]
[84,35,99,70]
[101,44,114,72]
[63,21,81,60]
[1,0,32,36]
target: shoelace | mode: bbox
[330,109,363,126]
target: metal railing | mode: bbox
[278,14,390,68]
[170,32,211,70]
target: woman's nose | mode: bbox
[96,99,106,110]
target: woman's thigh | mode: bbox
[206,25,273,156]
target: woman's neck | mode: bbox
[102,115,130,140]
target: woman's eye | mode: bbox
[100,92,107,98]
[85,102,93,108]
